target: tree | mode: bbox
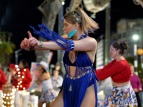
[0,30,15,65]
[126,56,134,65]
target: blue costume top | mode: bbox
[30,24,98,107]
[62,35,98,107]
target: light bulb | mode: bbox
[15,65,18,68]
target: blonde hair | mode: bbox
[129,63,134,67]
[64,7,99,34]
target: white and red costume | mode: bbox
[12,68,32,107]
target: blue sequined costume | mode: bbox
[30,24,98,107]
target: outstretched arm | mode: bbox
[32,37,96,51]
[21,31,97,52]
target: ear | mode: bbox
[75,22,79,29]
[117,49,121,53]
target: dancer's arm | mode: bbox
[137,75,142,91]
[95,60,116,74]
[27,82,39,92]
[33,37,97,51]
[22,69,32,84]
[21,31,97,52]
[27,75,42,92]
[96,61,125,80]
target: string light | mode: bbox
[3,67,26,107]
[2,84,14,107]
[15,65,18,68]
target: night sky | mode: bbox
[0,0,143,66]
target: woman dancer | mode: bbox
[27,61,56,107]
[21,7,98,107]
[95,41,138,107]
[130,63,142,107]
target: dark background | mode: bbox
[0,0,143,66]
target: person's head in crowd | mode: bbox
[110,41,128,59]
[53,70,59,77]
[37,61,48,74]
[19,59,29,69]
[129,63,135,75]
[9,63,15,72]
[55,62,60,71]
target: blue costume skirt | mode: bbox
[61,71,98,107]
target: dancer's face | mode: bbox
[109,46,118,58]
[37,65,43,72]
[53,70,59,77]
[63,19,76,35]
[19,61,24,69]
[9,67,14,72]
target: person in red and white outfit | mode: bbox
[6,63,17,84]
[0,63,7,106]
[12,60,32,107]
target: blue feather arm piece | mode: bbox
[30,23,74,51]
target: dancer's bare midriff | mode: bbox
[112,81,130,87]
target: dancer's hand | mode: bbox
[20,38,29,49]
[134,88,138,92]
[20,31,34,49]
[28,31,40,47]
[139,88,142,91]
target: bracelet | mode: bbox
[39,41,43,48]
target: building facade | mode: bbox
[111,19,143,58]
